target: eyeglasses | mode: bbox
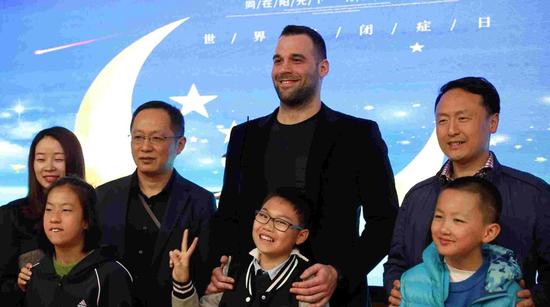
[254,210,303,232]
[130,134,181,146]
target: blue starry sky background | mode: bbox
[1,0,549,285]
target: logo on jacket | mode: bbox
[77,299,87,307]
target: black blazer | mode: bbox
[96,170,216,306]
[209,104,399,306]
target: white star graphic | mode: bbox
[170,83,217,118]
[410,42,424,53]
[218,120,237,143]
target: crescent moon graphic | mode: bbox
[359,129,444,229]
[362,129,444,277]
[73,16,444,198]
[394,129,445,204]
[74,18,189,187]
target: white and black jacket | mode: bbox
[172,249,328,307]
[24,247,133,307]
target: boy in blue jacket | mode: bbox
[399,176,522,306]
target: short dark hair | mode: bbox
[26,127,85,220]
[280,25,327,61]
[263,187,313,228]
[39,175,102,254]
[130,100,185,136]
[440,176,502,224]
[435,77,500,115]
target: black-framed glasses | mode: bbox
[254,210,303,232]
[129,134,182,146]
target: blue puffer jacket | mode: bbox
[400,243,522,307]
[384,154,550,305]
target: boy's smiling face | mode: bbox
[431,188,499,270]
[252,196,309,266]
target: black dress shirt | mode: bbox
[124,172,175,302]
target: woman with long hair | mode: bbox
[0,126,85,305]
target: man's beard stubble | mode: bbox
[273,76,318,107]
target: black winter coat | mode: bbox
[25,247,133,307]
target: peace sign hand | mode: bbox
[169,229,199,283]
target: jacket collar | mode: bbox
[249,248,309,280]
[422,242,521,294]
[437,152,502,183]
[37,246,117,280]
[304,103,339,205]
[244,103,339,202]
[440,152,494,180]
[102,169,191,264]
[151,169,191,263]
[482,244,522,293]
[258,102,336,125]
[244,253,303,299]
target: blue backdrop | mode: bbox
[1,0,549,286]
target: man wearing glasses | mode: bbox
[96,100,216,307]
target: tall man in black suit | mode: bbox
[206,25,399,306]
[96,101,216,307]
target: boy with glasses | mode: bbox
[169,187,323,307]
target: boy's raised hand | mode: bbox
[169,229,198,283]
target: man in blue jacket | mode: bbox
[383,77,550,306]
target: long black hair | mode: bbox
[26,127,85,220]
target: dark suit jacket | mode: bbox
[208,104,399,306]
[96,169,216,307]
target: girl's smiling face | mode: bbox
[44,185,88,251]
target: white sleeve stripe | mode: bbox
[173,285,195,295]
[115,260,134,282]
[173,281,193,290]
[94,268,101,306]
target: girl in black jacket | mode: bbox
[21,176,133,306]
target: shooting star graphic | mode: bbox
[34,35,116,55]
